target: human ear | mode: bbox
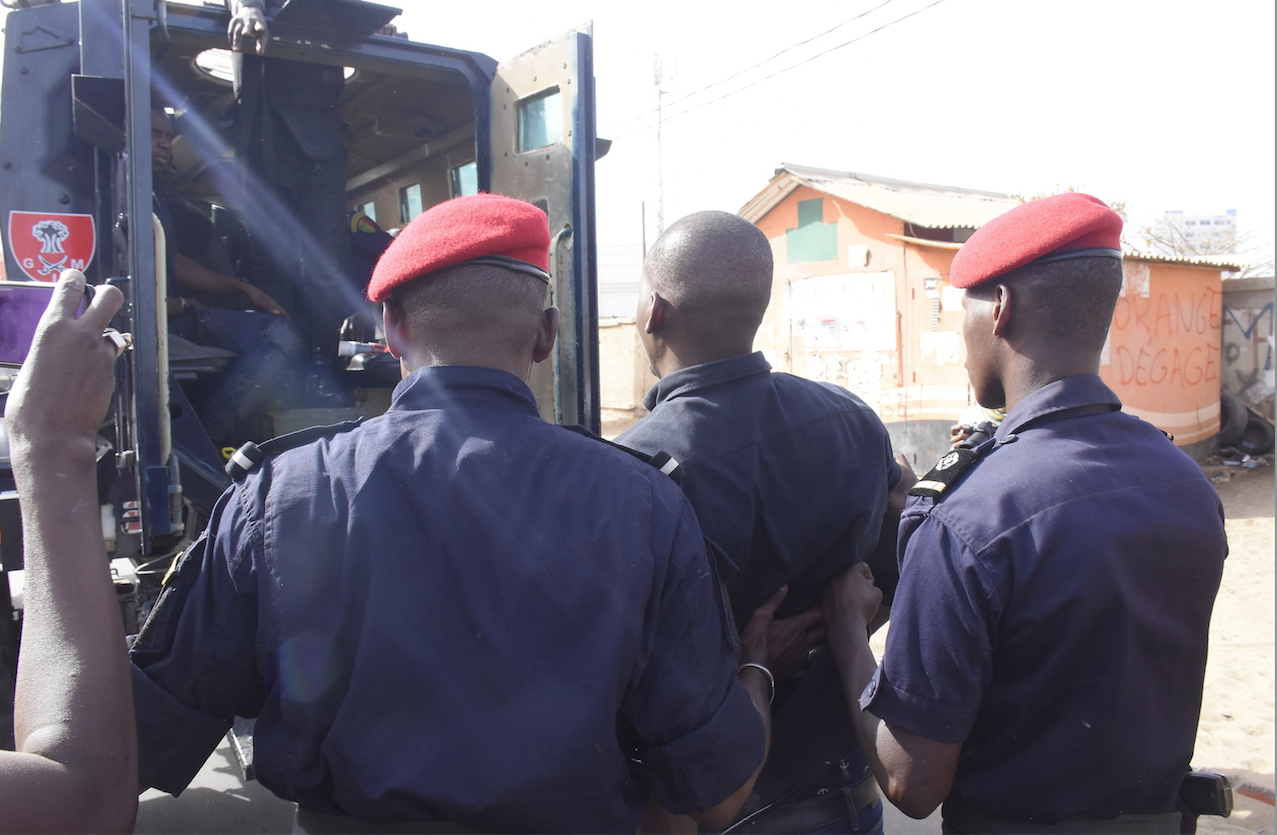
[381,300,406,360]
[533,307,560,364]
[643,292,665,335]
[991,284,1013,338]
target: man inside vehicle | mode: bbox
[152,103,310,444]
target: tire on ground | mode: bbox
[1218,392,1249,448]
[1238,414,1275,456]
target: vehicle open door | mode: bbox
[489,25,600,432]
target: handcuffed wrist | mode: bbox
[737,662,775,705]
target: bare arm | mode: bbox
[0,270,137,833]
[173,252,288,316]
[822,564,961,820]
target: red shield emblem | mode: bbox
[6,212,97,282]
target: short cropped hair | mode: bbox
[969,256,1123,352]
[645,211,773,343]
[392,263,547,357]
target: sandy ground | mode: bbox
[1191,464,1275,835]
[133,464,1275,834]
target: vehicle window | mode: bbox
[360,201,377,223]
[449,162,477,198]
[399,183,423,224]
[518,88,562,152]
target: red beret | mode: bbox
[367,193,550,302]
[949,193,1123,289]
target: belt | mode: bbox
[726,773,881,833]
[943,800,1183,834]
[293,806,486,834]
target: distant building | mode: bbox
[1154,209,1238,255]
[738,164,1240,465]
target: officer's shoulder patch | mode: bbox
[225,418,363,481]
[562,424,686,485]
[909,447,979,500]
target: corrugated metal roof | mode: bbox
[1122,251,1244,271]
[875,236,1240,271]
[739,164,1020,229]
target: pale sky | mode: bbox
[397,0,1275,271]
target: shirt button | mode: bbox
[1000,433,1018,444]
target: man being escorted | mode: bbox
[129,194,782,832]
[618,211,910,833]
[822,194,1228,833]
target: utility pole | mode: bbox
[641,201,647,257]
[653,53,665,236]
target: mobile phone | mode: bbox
[0,280,93,366]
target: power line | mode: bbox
[605,0,900,136]
[608,0,952,140]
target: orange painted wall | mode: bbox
[754,188,973,437]
[1101,262,1223,445]
[753,189,1225,457]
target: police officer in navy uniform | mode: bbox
[129,194,793,833]
[820,193,1228,833]
[617,211,913,833]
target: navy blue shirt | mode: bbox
[617,352,899,808]
[863,375,1227,824]
[130,366,764,832]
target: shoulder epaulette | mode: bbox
[562,424,686,485]
[908,447,980,500]
[225,418,364,481]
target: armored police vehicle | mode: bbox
[0,0,602,746]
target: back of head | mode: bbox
[393,262,547,360]
[645,210,773,347]
[967,256,1122,354]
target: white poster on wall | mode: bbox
[1122,262,1150,297]
[920,331,962,365]
[788,271,896,352]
